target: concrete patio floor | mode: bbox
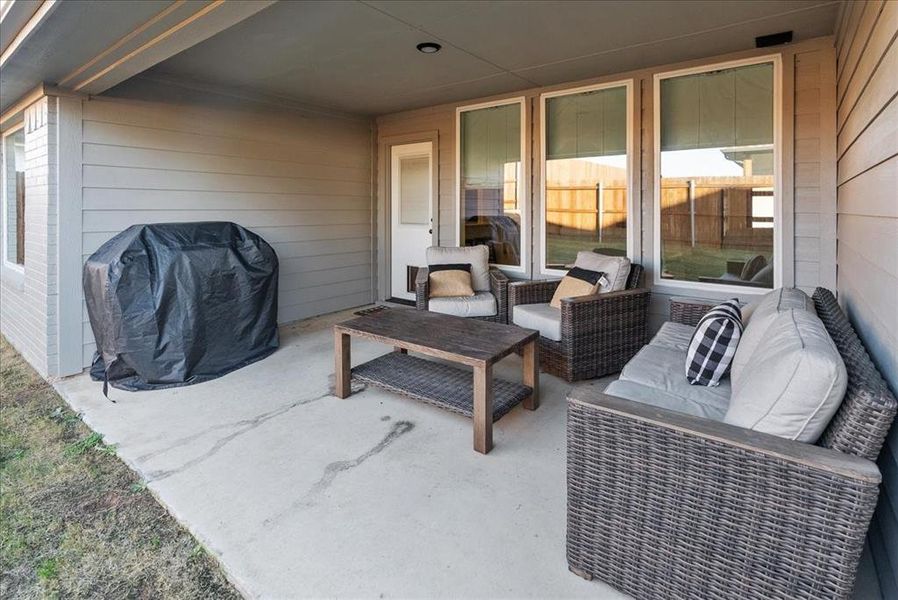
[54,306,628,599]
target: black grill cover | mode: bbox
[84,222,279,392]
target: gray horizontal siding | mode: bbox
[835,0,898,594]
[79,94,374,368]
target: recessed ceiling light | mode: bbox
[416,42,441,54]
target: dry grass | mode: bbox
[0,337,242,599]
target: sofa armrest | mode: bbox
[567,388,881,599]
[569,389,880,482]
[508,279,561,312]
[415,267,429,311]
[488,268,510,323]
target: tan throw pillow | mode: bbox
[550,267,606,309]
[429,264,475,298]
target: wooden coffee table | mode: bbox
[333,309,539,454]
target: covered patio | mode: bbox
[55,307,629,598]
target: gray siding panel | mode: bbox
[835,1,898,594]
[78,93,375,368]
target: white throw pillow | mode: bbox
[724,308,847,443]
[573,252,631,293]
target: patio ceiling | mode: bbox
[140,0,841,116]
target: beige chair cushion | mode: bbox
[512,303,562,341]
[725,308,847,442]
[731,287,816,383]
[428,291,497,318]
[549,267,604,309]
[426,245,490,292]
[429,265,475,298]
[573,251,631,293]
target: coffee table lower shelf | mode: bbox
[352,352,532,422]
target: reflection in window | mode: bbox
[3,128,25,266]
[544,85,628,270]
[659,62,775,288]
[459,102,522,267]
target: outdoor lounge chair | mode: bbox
[415,245,509,323]
[508,256,650,382]
[566,287,897,600]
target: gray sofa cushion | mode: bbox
[618,344,731,414]
[428,291,497,318]
[426,245,490,292]
[731,287,816,383]
[573,251,631,293]
[725,308,847,443]
[605,379,729,420]
[512,303,561,341]
[650,322,695,353]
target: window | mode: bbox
[655,58,779,290]
[541,82,631,273]
[457,99,525,270]
[2,126,25,268]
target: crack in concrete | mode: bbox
[264,420,415,525]
[138,375,366,472]
[145,392,329,482]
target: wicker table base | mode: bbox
[353,352,532,422]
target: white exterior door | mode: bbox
[390,142,433,301]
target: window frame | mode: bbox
[652,54,783,295]
[539,79,635,277]
[455,96,528,275]
[1,122,25,274]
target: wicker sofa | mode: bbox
[566,287,896,599]
[508,263,650,382]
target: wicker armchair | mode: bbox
[566,287,897,600]
[415,266,509,324]
[508,264,649,382]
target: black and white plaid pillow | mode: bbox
[685,300,743,386]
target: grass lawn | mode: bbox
[0,337,241,599]
[661,242,772,281]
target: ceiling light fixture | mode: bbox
[416,42,441,54]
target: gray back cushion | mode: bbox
[725,308,847,443]
[426,245,490,292]
[573,252,631,293]
[731,287,815,383]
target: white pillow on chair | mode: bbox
[573,251,631,293]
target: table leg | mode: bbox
[473,363,493,454]
[334,330,351,399]
[522,339,539,410]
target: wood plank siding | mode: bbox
[78,84,375,368]
[376,37,839,330]
[835,1,898,596]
